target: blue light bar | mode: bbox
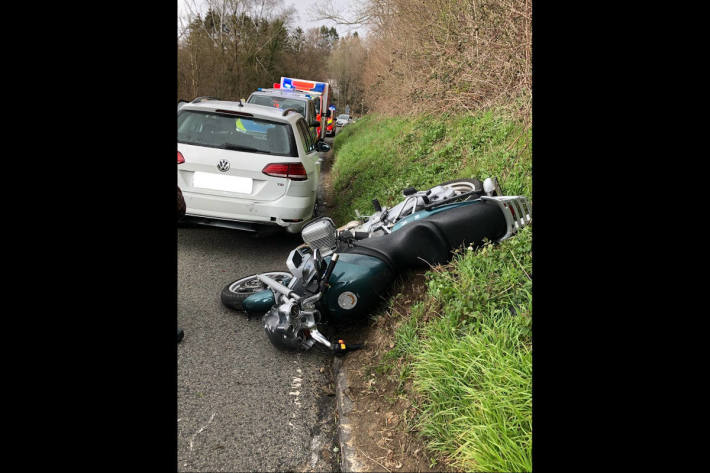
[281,77,326,93]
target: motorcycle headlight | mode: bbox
[302,217,337,255]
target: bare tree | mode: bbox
[177,0,296,100]
[179,0,532,118]
[356,0,532,116]
[327,34,367,111]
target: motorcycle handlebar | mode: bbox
[257,274,300,301]
[339,230,370,241]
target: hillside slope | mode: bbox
[330,108,531,226]
[330,107,532,472]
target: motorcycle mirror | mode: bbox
[316,141,331,152]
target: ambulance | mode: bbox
[273,77,332,140]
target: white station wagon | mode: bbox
[177,98,329,233]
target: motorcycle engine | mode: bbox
[263,301,317,351]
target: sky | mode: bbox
[285,0,364,36]
[178,0,366,38]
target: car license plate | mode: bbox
[193,172,252,194]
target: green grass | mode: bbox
[332,106,532,472]
[412,229,532,472]
[331,109,531,226]
[380,230,532,472]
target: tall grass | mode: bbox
[331,106,532,472]
[412,228,532,472]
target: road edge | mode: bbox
[333,356,365,472]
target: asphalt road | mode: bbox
[177,141,339,472]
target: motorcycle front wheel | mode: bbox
[220,271,292,311]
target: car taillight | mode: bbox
[262,163,308,181]
[178,151,185,164]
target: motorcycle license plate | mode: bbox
[193,172,252,194]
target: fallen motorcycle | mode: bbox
[220,177,531,353]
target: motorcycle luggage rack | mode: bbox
[421,189,481,210]
[480,196,532,242]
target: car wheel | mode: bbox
[312,199,320,218]
[220,272,292,311]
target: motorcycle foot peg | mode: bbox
[372,199,382,212]
[333,339,364,356]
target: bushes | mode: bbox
[361,0,532,116]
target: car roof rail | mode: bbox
[260,87,309,95]
[191,96,220,104]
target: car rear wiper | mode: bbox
[221,143,270,153]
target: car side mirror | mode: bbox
[316,141,331,152]
[309,120,320,128]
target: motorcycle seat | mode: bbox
[345,200,507,272]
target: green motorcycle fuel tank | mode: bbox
[320,252,394,322]
[242,252,393,321]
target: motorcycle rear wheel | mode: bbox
[440,178,485,196]
[220,271,292,311]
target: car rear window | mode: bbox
[177,110,296,157]
[246,95,307,118]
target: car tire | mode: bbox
[312,198,320,219]
[220,272,292,311]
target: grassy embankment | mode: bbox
[330,107,532,472]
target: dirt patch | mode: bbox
[334,274,457,473]
[318,137,337,213]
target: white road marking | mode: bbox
[189,413,216,452]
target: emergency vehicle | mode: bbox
[272,77,333,140]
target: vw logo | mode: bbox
[217,160,230,172]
